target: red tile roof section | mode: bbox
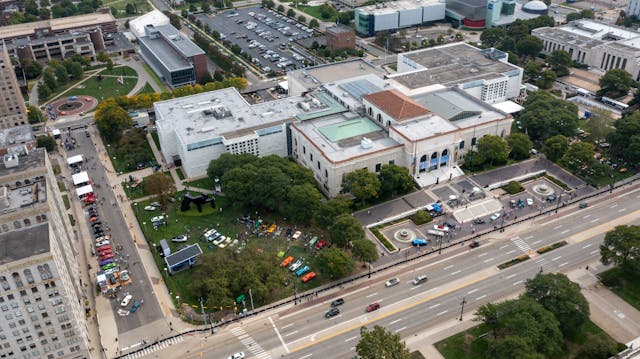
[364,89,431,121]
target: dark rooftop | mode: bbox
[326,25,354,35]
[0,223,50,265]
[0,148,45,177]
[164,243,203,267]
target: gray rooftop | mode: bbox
[390,43,520,89]
[532,26,606,50]
[413,88,507,126]
[165,243,203,267]
[323,74,389,110]
[357,0,444,15]
[0,148,45,177]
[0,223,50,265]
[289,59,385,92]
[326,25,353,35]
[0,125,34,149]
[139,25,204,71]
[10,30,93,47]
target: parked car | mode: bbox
[129,300,143,313]
[301,272,316,282]
[296,265,310,277]
[96,241,110,248]
[120,294,133,307]
[289,259,304,271]
[280,256,294,267]
[526,198,534,206]
[331,298,344,307]
[546,194,557,202]
[490,212,501,221]
[172,235,188,243]
[412,238,427,247]
[150,215,164,223]
[102,263,117,270]
[473,218,486,225]
[366,302,380,312]
[325,307,340,318]
[385,277,400,287]
[314,240,327,250]
[120,270,130,281]
[144,206,157,211]
[412,275,428,285]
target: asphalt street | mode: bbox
[61,119,164,333]
[147,185,640,359]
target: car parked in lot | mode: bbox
[289,258,304,271]
[385,277,400,287]
[325,307,340,318]
[331,298,344,307]
[120,294,133,307]
[96,240,110,248]
[301,271,316,282]
[150,215,164,223]
[473,218,486,224]
[490,212,501,221]
[412,238,427,247]
[314,240,327,250]
[280,256,294,267]
[102,263,117,270]
[296,265,310,277]
[121,270,130,281]
[228,352,245,359]
[144,205,157,211]
[172,235,188,243]
[366,302,380,312]
[129,300,142,313]
[526,198,534,206]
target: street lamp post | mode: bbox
[176,295,181,313]
[438,237,443,254]
[368,262,371,279]
[459,297,467,321]
[199,297,207,326]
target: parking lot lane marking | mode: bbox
[559,262,568,267]
[451,270,461,275]
[344,336,358,342]
[506,274,517,279]
[512,280,523,286]
[590,249,600,255]
[590,218,599,223]
[394,326,408,332]
[553,225,562,230]
[298,354,313,359]
[535,258,545,263]
[436,311,448,317]
[281,323,295,330]
[389,318,403,325]
[467,288,479,294]
[478,253,488,257]
[285,331,299,337]
[476,294,487,301]
[366,292,378,298]
[610,204,619,208]
[429,303,441,309]
[618,208,627,213]
[269,316,290,354]
[444,265,454,270]
[561,229,570,234]
[582,243,593,249]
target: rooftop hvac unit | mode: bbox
[361,137,373,149]
[3,154,19,168]
[202,106,232,119]
[298,102,311,111]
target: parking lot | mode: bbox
[197,6,315,74]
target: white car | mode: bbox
[289,259,304,271]
[228,352,245,359]
[490,212,501,221]
[150,215,164,223]
[526,198,534,206]
[172,235,188,243]
[120,294,133,307]
[218,237,232,248]
[385,277,400,287]
[96,240,110,247]
[213,236,227,246]
[144,206,157,211]
[120,270,130,281]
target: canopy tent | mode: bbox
[277,81,289,92]
[75,185,93,198]
[67,155,83,166]
[72,171,89,186]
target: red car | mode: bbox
[314,240,327,250]
[100,253,114,260]
[97,245,111,253]
[301,272,316,283]
[366,303,380,312]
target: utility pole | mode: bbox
[249,288,255,313]
[438,237,443,254]
[199,297,206,326]
[368,262,371,279]
[459,297,467,321]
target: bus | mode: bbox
[600,96,629,112]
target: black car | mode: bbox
[331,298,344,307]
[325,307,340,318]
[469,241,480,248]
[473,218,486,225]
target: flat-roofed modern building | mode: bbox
[389,43,523,104]
[0,43,28,129]
[354,0,446,36]
[0,11,116,42]
[287,59,385,97]
[532,19,640,81]
[0,148,90,358]
[138,24,207,88]
[0,125,35,155]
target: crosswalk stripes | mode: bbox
[511,236,531,253]
[120,336,184,359]
[230,326,272,359]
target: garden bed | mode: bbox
[497,254,530,270]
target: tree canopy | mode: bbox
[356,325,411,359]
[607,111,640,165]
[315,197,352,227]
[543,135,569,162]
[600,225,640,274]
[316,248,354,279]
[36,135,56,152]
[351,239,379,263]
[477,135,509,166]
[548,50,572,76]
[343,168,381,204]
[507,133,533,160]
[561,142,594,172]
[330,214,364,248]
[517,91,579,143]
[598,68,634,98]
[378,164,414,200]
[94,99,132,143]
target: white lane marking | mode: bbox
[394,326,407,333]
[561,229,570,234]
[451,270,461,275]
[505,250,516,255]
[610,204,618,208]
[552,256,562,261]
[553,225,562,230]
[535,258,545,263]
[429,303,441,309]
[389,318,403,325]
[483,258,495,263]
[618,208,627,213]
[582,243,593,249]
[476,294,487,300]
[269,316,290,354]
[409,285,422,291]
[436,310,448,317]
[513,280,523,286]
[467,288,479,294]
[524,235,533,240]
[281,323,295,330]
[506,274,517,279]
[590,218,599,223]
[478,253,488,257]
[499,245,509,250]
[583,214,591,219]
[444,265,454,270]
[366,292,378,298]
[299,354,313,359]
[559,262,568,268]
[590,249,600,255]
[344,336,358,343]
[532,240,542,245]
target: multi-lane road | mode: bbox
[142,185,640,359]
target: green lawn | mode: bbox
[600,267,640,311]
[137,82,156,95]
[132,193,333,309]
[150,131,161,151]
[66,75,137,102]
[99,65,138,77]
[105,0,153,18]
[436,321,621,359]
[184,176,215,191]
[297,5,337,22]
[40,76,87,104]
[104,134,155,174]
[62,195,70,210]
[175,168,185,180]
[123,172,173,200]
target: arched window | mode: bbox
[377,113,382,123]
[386,120,391,127]
[419,155,428,173]
[430,152,439,171]
[500,129,506,138]
[440,149,449,166]
[368,107,372,116]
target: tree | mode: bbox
[207,153,258,181]
[125,3,135,14]
[343,168,381,204]
[315,197,351,227]
[36,135,56,152]
[22,59,42,79]
[515,35,543,61]
[317,248,354,279]
[53,64,69,84]
[68,61,84,80]
[580,8,595,19]
[337,10,353,25]
[480,28,507,47]
[94,100,133,142]
[43,69,58,91]
[351,240,379,264]
[488,336,540,359]
[577,336,619,359]
[506,133,532,160]
[378,164,414,199]
[96,51,110,63]
[548,50,572,76]
[277,4,284,12]
[543,135,569,162]
[283,183,321,222]
[251,166,290,211]
[477,135,509,166]
[202,2,210,12]
[517,91,579,143]
[261,0,274,8]
[607,112,640,158]
[566,12,583,22]
[356,326,411,359]
[562,142,594,172]
[144,172,176,208]
[297,15,306,23]
[330,214,364,248]
[583,109,614,142]
[599,68,634,98]
[37,82,51,99]
[287,8,295,17]
[524,61,542,80]
[309,19,319,28]
[600,225,640,274]
[524,273,590,338]
[537,69,557,89]
[27,105,44,124]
